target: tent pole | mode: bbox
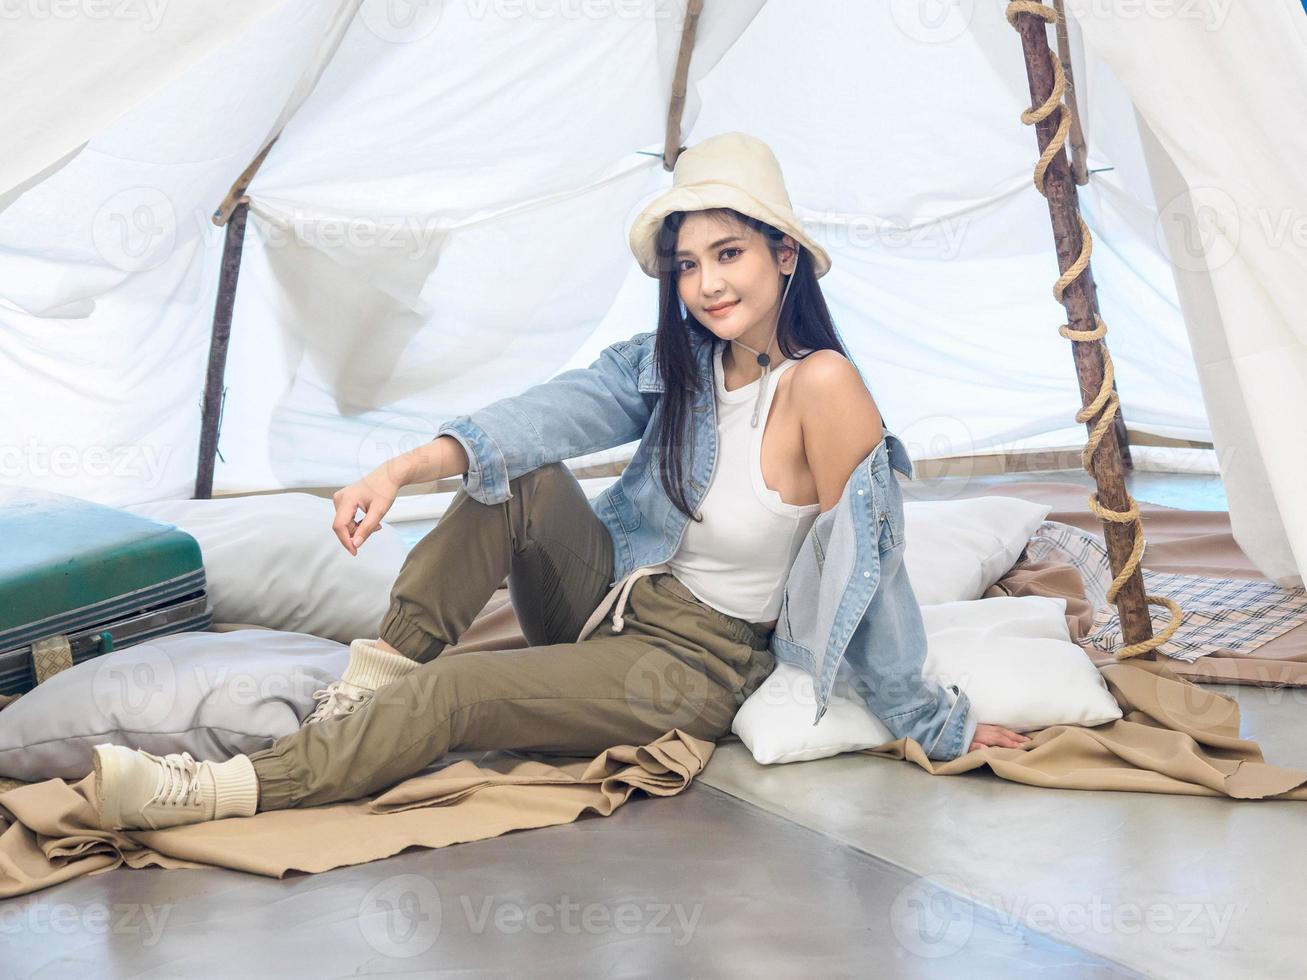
[663,0,703,171]
[1051,0,1090,186]
[1007,1,1180,658]
[195,139,277,499]
[1050,0,1132,466]
[194,201,246,500]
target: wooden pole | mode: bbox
[663,0,703,171]
[194,199,247,499]
[1010,4,1155,651]
[1051,0,1089,185]
[1050,0,1132,470]
[194,137,278,499]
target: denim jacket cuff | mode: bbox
[924,683,975,762]
[434,417,511,506]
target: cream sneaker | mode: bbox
[302,639,419,727]
[92,744,258,831]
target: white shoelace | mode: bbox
[151,751,202,809]
[307,681,370,723]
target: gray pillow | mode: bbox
[0,630,349,782]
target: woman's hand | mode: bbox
[332,470,401,556]
[969,723,1031,753]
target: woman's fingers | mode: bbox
[332,497,360,556]
[969,724,1033,752]
[353,510,379,548]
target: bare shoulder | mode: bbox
[792,349,886,512]
[792,349,880,422]
[792,348,860,389]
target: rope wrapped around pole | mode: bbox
[1005,0,1181,660]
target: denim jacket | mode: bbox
[434,330,978,761]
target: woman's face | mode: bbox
[674,212,797,344]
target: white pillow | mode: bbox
[124,493,408,643]
[903,497,1051,605]
[918,593,1072,640]
[731,663,894,764]
[921,597,1122,734]
[0,630,349,781]
[733,596,1121,764]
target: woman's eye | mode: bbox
[721,248,742,260]
[676,260,694,273]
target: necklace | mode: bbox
[724,265,797,428]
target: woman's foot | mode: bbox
[92,744,258,831]
[302,638,419,727]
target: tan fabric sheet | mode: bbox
[0,728,714,901]
[973,481,1307,686]
[865,658,1307,798]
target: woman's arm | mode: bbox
[390,435,470,487]
[431,330,659,507]
[332,331,657,555]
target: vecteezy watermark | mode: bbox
[460,894,703,945]
[91,186,178,273]
[1161,193,1307,273]
[91,185,450,275]
[622,646,717,732]
[253,210,447,263]
[890,873,976,958]
[0,900,174,947]
[0,0,170,32]
[357,874,704,956]
[988,893,1242,947]
[359,874,444,958]
[359,0,446,42]
[0,439,175,489]
[1072,0,1234,32]
[798,209,972,261]
[354,413,442,479]
[888,0,976,45]
[92,645,178,728]
[892,874,1243,958]
[359,0,668,43]
[187,664,349,710]
[1155,186,1241,273]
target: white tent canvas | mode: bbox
[1,0,1304,588]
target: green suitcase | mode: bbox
[0,486,211,697]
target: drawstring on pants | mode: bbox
[575,562,672,642]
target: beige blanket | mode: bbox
[0,724,713,901]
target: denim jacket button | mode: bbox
[863,570,870,577]
[857,488,864,495]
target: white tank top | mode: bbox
[665,340,820,623]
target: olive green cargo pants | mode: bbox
[247,462,776,810]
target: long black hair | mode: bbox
[647,207,849,522]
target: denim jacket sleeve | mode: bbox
[774,435,980,763]
[433,331,658,505]
[839,455,980,762]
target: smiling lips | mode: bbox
[704,301,738,317]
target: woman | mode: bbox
[93,132,1026,831]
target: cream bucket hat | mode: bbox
[628,131,832,279]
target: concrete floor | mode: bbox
[8,469,1295,979]
[701,678,1303,979]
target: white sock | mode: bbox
[341,638,420,692]
[200,754,259,819]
